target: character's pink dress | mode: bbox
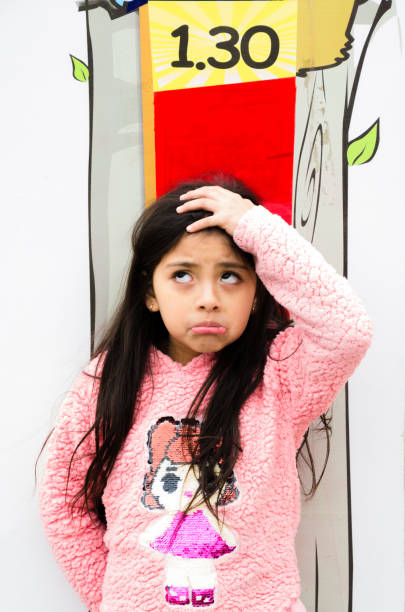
[150,510,235,558]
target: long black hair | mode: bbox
[36,172,331,527]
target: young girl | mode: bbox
[38,175,373,612]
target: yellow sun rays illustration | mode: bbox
[148,1,297,92]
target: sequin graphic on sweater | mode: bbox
[139,416,239,607]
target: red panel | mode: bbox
[154,77,295,224]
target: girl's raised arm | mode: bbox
[39,363,108,612]
[233,204,374,446]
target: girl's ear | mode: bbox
[144,280,156,306]
[145,295,159,313]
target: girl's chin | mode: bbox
[191,337,226,350]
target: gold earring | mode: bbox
[251,299,257,313]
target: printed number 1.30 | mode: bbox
[171,24,280,70]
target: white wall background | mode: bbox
[1,1,404,611]
[348,2,405,610]
[1,2,91,610]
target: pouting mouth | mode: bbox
[192,321,225,327]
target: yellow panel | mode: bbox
[297,0,357,72]
[139,3,156,207]
[148,0,297,92]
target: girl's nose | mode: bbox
[196,283,220,310]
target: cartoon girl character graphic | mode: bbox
[139,416,239,607]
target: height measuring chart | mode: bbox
[140,0,297,222]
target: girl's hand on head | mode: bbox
[176,185,255,237]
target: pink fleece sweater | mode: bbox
[39,204,373,612]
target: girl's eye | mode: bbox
[172,271,241,283]
[221,272,241,283]
[172,271,192,283]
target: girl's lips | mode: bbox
[191,326,227,334]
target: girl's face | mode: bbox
[147,230,257,365]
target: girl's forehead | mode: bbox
[160,231,245,266]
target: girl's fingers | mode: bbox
[176,193,222,232]
[179,191,206,201]
[185,214,218,232]
[176,197,217,211]
[177,186,241,235]
[179,185,226,201]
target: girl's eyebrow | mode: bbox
[165,261,249,270]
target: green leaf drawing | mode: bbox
[347,119,379,166]
[70,54,89,82]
